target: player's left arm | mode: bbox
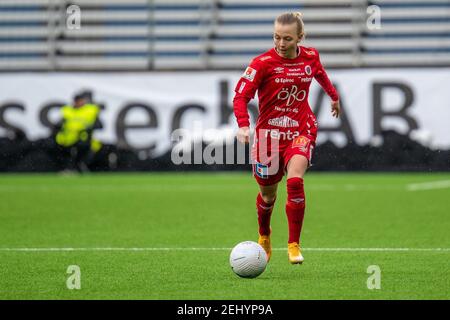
[313,49,340,118]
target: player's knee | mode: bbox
[287,170,305,179]
[260,192,276,204]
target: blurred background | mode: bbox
[0,0,449,172]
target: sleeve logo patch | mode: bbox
[242,67,257,82]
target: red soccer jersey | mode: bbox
[233,46,339,132]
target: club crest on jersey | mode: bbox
[255,162,269,179]
[242,67,257,82]
[305,65,312,75]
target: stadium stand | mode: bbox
[0,0,449,70]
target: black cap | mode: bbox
[74,90,93,102]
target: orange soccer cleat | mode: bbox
[288,242,304,264]
[258,230,272,262]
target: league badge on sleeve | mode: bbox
[242,67,257,82]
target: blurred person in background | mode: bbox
[2,90,103,172]
[54,90,102,172]
[233,12,340,264]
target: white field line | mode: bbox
[0,247,448,252]
[1,181,449,193]
[406,180,450,191]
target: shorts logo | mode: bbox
[292,136,310,153]
[242,67,257,82]
[255,162,269,179]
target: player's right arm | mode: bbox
[233,59,266,143]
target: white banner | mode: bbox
[0,69,449,157]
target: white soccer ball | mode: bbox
[229,241,268,278]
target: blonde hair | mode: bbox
[275,12,305,40]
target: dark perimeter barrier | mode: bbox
[0,130,449,173]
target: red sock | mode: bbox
[256,193,275,236]
[286,177,306,244]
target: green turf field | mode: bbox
[0,172,449,299]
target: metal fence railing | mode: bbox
[0,0,449,71]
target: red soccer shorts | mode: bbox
[252,130,316,186]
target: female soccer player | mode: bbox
[233,12,340,264]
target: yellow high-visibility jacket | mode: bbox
[56,103,100,149]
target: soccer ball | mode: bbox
[229,241,268,278]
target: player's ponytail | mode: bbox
[275,12,306,40]
[293,12,303,20]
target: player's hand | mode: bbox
[331,100,340,118]
[237,126,250,144]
